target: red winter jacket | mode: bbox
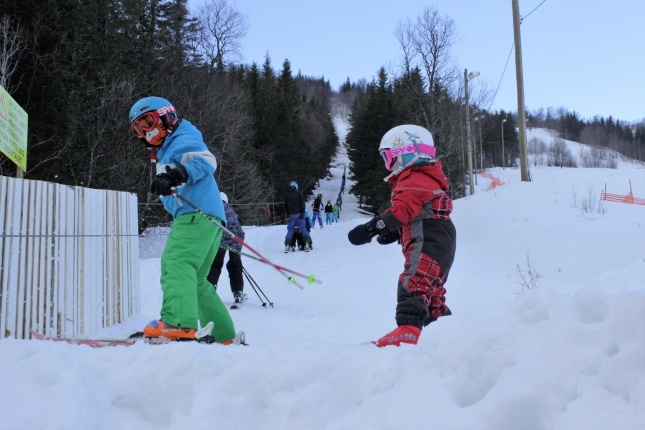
[379,161,456,277]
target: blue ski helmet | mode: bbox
[129,97,180,146]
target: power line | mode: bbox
[490,0,547,111]
[521,0,547,22]
[492,42,515,106]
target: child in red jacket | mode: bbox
[348,124,456,347]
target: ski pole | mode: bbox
[171,192,319,287]
[242,266,273,307]
[217,246,271,305]
[220,245,320,285]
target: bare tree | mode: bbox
[548,137,576,167]
[180,71,273,224]
[394,18,415,76]
[0,15,28,93]
[194,0,249,70]
[395,7,460,94]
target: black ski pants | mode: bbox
[207,247,244,294]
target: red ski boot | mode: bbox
[373,325,421,348]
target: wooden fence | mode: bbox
[0,176,140,340]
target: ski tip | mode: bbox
[29,330,46,340]
[359,341,380,346]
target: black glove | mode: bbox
[377,229,400,245]
[348,216,387,245]
[299,212,305,219]
[150,164,188,196]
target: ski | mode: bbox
[30,330,159,347]
[30,329,248,347]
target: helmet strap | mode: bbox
[382,154,420,182]
[149,147,157,164]
[161,115,179,134]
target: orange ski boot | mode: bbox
[143,320,197,341]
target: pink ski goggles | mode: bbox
[380,143,436,170]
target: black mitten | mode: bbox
[348,216,387,245]
[377,228,400,245]
[348,223,375,245]
[150,164,188,196]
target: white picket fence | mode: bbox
[0,176,140,340]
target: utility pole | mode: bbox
[464,69,474,195]
[512,0,530,181]
[474,115,485,172]
[464,68,479,195]
[501,118,507,169]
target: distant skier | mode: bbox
[311,193,324,228]
[283,181,312,252]
[207,192,246,305]
[348,124,456,347]
[290,209,312,251]
[324,200,334,225]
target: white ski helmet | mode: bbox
[379,125,435,175]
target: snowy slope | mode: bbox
[1,125,644,430]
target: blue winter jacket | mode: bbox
[155,119,226,225]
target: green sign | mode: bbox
[0,86,28,171]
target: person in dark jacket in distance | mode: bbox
[207,192,246,304]
[324,199,334,225]
[348,124,456,348]
[311,194,324,228]
[283,181,312,251]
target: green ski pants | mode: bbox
[159,213,236,342]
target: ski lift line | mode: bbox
[170,191,319,287]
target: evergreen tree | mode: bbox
[346,68,396,213]
[0,0,72,180]
[274,59,313,195]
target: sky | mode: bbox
[189,0,645,122]
[1,120,644,429]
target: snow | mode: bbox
[1,122,644,430]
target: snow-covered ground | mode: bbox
[1,124,644,430]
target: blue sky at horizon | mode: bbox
[189,0,645,123]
